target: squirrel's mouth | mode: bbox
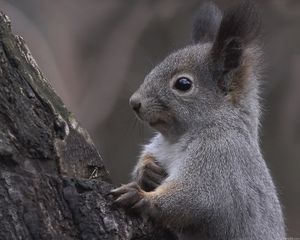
[134,108,170,131]
[149,119,166,127]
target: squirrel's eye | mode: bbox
[174,77,192,91]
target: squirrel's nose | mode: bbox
[129,96,142,113]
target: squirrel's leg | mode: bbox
[132,154,168,192]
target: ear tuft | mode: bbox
[212,0,261,60]
[210,1,261,96]
[192,2,222,43]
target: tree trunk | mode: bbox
[0,13,174,240]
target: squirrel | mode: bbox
[111,1,286,239]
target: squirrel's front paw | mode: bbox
[137,159,168,192]
[110,182,151,213]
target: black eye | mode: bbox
[174,77,192,91]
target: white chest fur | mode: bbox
[142,133,186,176]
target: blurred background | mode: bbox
[0,0,299,237]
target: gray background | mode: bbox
[0,0,299,237]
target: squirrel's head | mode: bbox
[130,1,261,137]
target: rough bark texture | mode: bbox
[0,13,174,240]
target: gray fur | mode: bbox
[192,2,222,43]
[130,2,285,239]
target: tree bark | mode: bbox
[0,13,174,240]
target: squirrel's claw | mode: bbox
[131,198,150,213]
[110,182,139,195]
[146,161,168,177]
[144,169,165,185]
[141,177,160,190]
[137,160,168,192]
[114,190,140,206]
[111,182,149,212]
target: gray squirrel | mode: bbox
[111,1,286,239]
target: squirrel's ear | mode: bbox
[192,2,222,43]
[210,0,261,92]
